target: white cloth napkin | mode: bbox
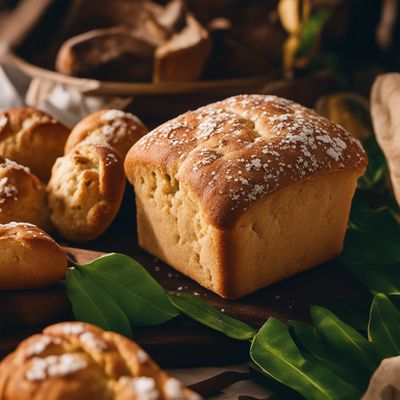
[169,363,273,399]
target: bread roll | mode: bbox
[0,157,50,230]
[125,94,368,299]
[55,27,155,82]
[0,222,67,290]
[48,143,125,242]
[0,108,70,182]
[64,109,148,160]
[154,14,211,83]
[0,322,201,400]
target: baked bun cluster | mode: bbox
[0,106,146,242]
[0,222,67,290]
[125,94,368,299]
[55,0,212,83]
[0,322,201,400]
[47,108,146,241]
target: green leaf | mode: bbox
[168,292,256,341]
[344,259,400,295]
[368,293,400,357]
[329,302,369,331]
[295,8,334,60]
[342,228,400,266]
[289,321,366,390]
[343,201,400,266]
[342,200,400,294]
[250,318,362,400]
[78,253,179,326]
[65,268,132,337]
[310,306,383,379]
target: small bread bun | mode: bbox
[0,322,201,400]
[47,143,126,242]
[0,157,51,230]
[0,222,67,290]
[0,108,70,182]
[64,109,148,160]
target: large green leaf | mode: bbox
[342,221,400,266]
[78,253,179,326]
[289,321,365,390]
[368,293,400,357]
[65,268,132,337]
[250,318,362,400]
[168,292,256,341]
[311,306,383,379]
[344,259,400,295]
[342,198,400,294]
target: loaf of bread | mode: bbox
[0,321,201,400]
[125,94,368,299]
[0,157,51,230]
[0,222,67,290]
[64,109,148,160]
[48,143,125,242]
[0,108,70,182]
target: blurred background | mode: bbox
[0,0,398,125]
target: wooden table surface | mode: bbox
[0,187,371,369]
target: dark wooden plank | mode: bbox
[0,239,370,367]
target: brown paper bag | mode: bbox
[371,73,400,205]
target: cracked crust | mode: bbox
[125,95,367,298]
[0,322,201,400]
[0,108,70,182]
[0,222,67,290]
[47,143,125,242]
[64,109,148,161]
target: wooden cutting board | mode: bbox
[0,222,371,368]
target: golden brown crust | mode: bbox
[47,143,126,242]
[64,109,148,160]
[125,94,368,230]
[0,222,67,290]
[0,108,70,182]
[0,157,51,230]
[0,322,201,400]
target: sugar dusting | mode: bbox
[4,158,31,173]
[118,376,159,400]
[80,110,142,148]
[0,115,7,128]
[26,335,62,357]
[134,94,367,216]
[0,177,17,204]
[26,354,87,381]
[164,378,185,399]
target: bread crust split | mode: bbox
[125,94,368,299]
[0,108,70,182]
[0,321,201,400]
[0,222,67,290]
[64,109,148,160]
[48,143,126,242]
